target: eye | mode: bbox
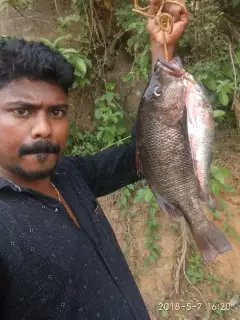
[50,110,66,117]
[154,86,162,97]
[13,108,30,116]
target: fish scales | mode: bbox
[138,116,203,222]
[136,57,232,263]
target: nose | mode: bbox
[31,113,52,139]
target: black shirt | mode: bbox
[0,139,150,320]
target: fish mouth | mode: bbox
[155,57,185,77]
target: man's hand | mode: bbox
[149,0,186,23]
[147,0,188,64]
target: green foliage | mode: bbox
[94,82,127,146]
[134,186,162,267]
[65,81,128,156]
[210,165,234,196]
[207,273,226,298]
[115,4,150,81]
[186,247,205,285]
[180,0,240,125]
[40,35,92,88]
[209,165,240,240]
[117,184,136,215]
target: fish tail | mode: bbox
[193,220,232,263]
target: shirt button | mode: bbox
[55,208,59,212]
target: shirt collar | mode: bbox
[0,177,23,192]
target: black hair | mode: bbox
[0,38,74,93]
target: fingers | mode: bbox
[149,0,162,5]
[148,1,188,24]
[164,3,180,22]
[179,5,189,25]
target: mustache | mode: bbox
[19,140,60,157]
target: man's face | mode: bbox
[0,78,69,181]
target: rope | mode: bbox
[132,0,186,61]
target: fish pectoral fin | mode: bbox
[193,220,232,264]
[154,193,182,220]
[197,184,216,211]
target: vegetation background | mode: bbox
[1,0,240,319]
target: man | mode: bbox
[0,1,188,319]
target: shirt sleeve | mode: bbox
[65,137,141,198]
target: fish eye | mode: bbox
[154,86,162,97]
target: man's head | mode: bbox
[0,38,74,181]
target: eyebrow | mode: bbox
[5,101,69,109]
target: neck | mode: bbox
[0,167,53,195]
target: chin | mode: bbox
[8,163,57,181]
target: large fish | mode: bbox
[136,57,232,263]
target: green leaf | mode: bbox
[96,131,103,141]
[61,48,80,54]
[148,207,156,216]
[195,271,204,279]
[53,34,71,48]
[213,110,225,118]
[211,166,230,185]
[122,73,132,82]
[134,187,148,202]
[149,217,158,227]
[152,243,160,251]
[127,184,135,190]
[121,196,127,206]
[77,132,83,140]
[123,188,131,197]
[144,188,153,202]
[187,268,194,276]
[219,92,229,106]
[111,117,118,124]
[74,58,87,76]
[210,179,220,196]
[40,37,54,49]
[213,210,222,220]
[150,250,159,260]
[105,82,115,91]
[95,109,102,120]
[105,92,115,103]
[103,132,114,144]
[204,78,217,91]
